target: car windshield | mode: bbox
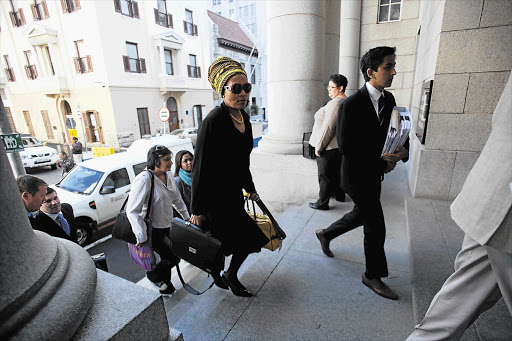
[22,137,44,147]
[57,166,104,195]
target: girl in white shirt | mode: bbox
[127,145,190,295]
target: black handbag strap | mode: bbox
[119,170,155,213]
[175,264,215,296]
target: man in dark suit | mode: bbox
[315,46,408,300]
[17,175,48,229]
[35,187,78,243]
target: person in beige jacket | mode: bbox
[308,74,348,210]
[407,72,512,340]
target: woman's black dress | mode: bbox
[191,102,269,255]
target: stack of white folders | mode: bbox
[381,106,411,155]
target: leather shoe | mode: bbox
[316,229,334,257]
[362,274,398,300]
[309,202,329,210]
[212,272,229,290]
[222,274,254,297]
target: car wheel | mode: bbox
[76,222,92,246]
[51,163,57,170]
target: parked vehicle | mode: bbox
[170,128,198,147]
[20,135,59,171]
[53,136,193,246]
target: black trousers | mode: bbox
[147,227,179,283]
[322,184,388,279]
[316,149,345,206]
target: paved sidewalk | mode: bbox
[140,163,414,341]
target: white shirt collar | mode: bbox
[366,82,384,102]
[42,211,61,221]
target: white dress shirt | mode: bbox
[366,82,384,118]
[127,170,190,244]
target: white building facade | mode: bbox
[0,0,213,148]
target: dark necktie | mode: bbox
[378,95,385,124]
[57,214,71,236]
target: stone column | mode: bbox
[0,142,97,340]
[339,0,361,95]
[258,0,326,155]
[323,0,341,103]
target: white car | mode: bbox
[53,151,147,245]
[53,136,193,246]
[20,135,59,170]
[170,128,198,147]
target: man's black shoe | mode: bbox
[316,229,334,257]
[362,274,398,300]
[309,202,329,210]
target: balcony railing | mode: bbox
[4,68,16,82]
[9,9,25,27]
[25,64,38,80]
[154,9,172,28]
[183,21,198,36]
[187,65,201,78]
[74,56,93,74]
[123,56,146,73]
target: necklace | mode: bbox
[230,111,244,124]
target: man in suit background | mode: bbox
[315,46,408,300]
[35,187,78,243]
[407,73,512,340]
[17,175,47,229]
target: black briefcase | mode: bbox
[302,132,316,159]
[169,218,224,274]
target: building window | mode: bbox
[31,0,49,20]
[73,40,93,74]
[114,0,139,18]
[164,49,173,75]
[5,107,17,132]
[239,5,254,17]
[229,9,234,16]
[184,9,198,36]
[3,55,16,82]
[42,46,55,76]
[9,0,26,27]
[212,0,221,5]
[85,111,103,143]
[41,111,54,139]
[154,0,172,27]
[23,111,35,136]
[24,51,38,80]
[123,42,146,73]
[378,0,402,23]
[247,23,256,34]
[250,64,256,84]
[216,11,222,16]
[187,54,201,78]
[137,108,150,137]
[61,0,80,13]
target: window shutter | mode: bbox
[197,66,201,78]
[140,58,146,73]
[32,65,38,78]
[154,8,159,24]
[84,114,92,143]
[9,12,15,26]
[12,69,16,82]
[132,1,139,18]
[31,4,37,20]
[73,58,80,73]
[187,65,191,77]
[193,24,198,36]
[42,1,49,18]
[113,0,121,13]
[86,55,93,72]
[168,14,173,28]
[4,69,10,80]
[123,55,130,72]
[61,0,67,13]
[183,20,187,33]
[74,0,80,10]
[19,8,26,25]
[25,65,30,78]
[95,112,104,143]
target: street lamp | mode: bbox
[76,104,88,153]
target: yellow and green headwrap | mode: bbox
[208,56,247,96]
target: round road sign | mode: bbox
[159,107,170,122]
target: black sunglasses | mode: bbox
[154,145,170,155]
[224,83,252,95]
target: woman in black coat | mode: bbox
[190,57,269,297]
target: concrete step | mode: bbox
[406,198,512,341]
